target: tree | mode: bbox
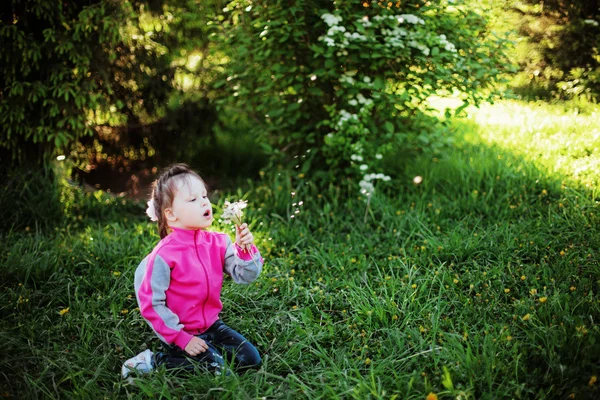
[509,0,600,99]
[0,0,218,168]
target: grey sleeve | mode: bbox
[134,254,186,345]
[223,236,263,284]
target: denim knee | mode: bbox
[237,345,262,369]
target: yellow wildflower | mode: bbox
[590,375,597,386]
[576,326,588,335]
[411,284,417,289]
[539,297,548,303]
[365,358,371,365]
[59,307,70,316]
[426,393,438,400]
[522,314,530,321]
[504,288,510,293]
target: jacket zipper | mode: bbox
[194,230,210,330]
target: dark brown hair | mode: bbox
[149,163,205,238]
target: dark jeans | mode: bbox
[154,319,261,375]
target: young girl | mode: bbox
[122,163,263,380]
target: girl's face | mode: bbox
[166,175,213,230]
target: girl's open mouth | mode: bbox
[203,210,211,217]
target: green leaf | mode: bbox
[384,121,394,134]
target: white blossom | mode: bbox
[408,40,430,56]
[328,25,346,36]
[323,37,335,47]
[398,14,425,25]
[363,173,391,182]
[351,154,364,162]
[337,109,358,127]
[360,16,372,27]
[359,180,375,195]
[382,27,408,48]
[322,13,343,27]
[355,94,373,106]
[343,31,367,41]
[359,164,369,171]
[438,34,457,53]
[339,75,355,85]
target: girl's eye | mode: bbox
[190,198,196,202]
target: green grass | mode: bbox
[1,99,599,399]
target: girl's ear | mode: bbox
[164,208,177,222]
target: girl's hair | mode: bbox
[149,163,205,239]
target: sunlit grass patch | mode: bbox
[469,100,600,190]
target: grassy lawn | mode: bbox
[1,99,599,399]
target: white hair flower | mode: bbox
[146,199,158,222]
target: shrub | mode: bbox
[215,0,511,185]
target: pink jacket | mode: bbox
[134,227,263,350]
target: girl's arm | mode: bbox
[134,255,194,350]
[223,236,263,284]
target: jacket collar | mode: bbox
[169,226,205,245]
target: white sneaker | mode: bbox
[121,349,154,383]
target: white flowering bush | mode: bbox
[216,0,510,186]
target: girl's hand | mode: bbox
[184,336,209,356]
[236,223,254,250]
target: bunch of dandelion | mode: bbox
[221,200,260,267]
